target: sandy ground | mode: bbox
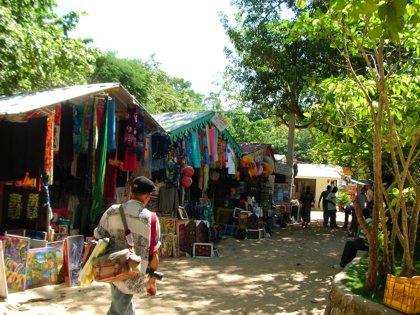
[1,211,350,315]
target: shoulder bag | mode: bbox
[93,205,156,283]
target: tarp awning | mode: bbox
[152,111,242,157]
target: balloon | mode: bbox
[182,165,195,177]
[181,176,193,187]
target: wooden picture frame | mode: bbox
[193,243,214,258]
[178,207,189,220]
[232,207,246,218]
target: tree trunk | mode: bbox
[287,111,296,200]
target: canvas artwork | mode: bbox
[247,213,259,229]
[0,241,8,299]
[238,211,249,230]
[26,247,57,289]
[159,217,176,234]
[175,219,189,257]
[196,221,210,243]
[5,229,26,237]
[48,241,64,284]
[66,235,84,287]
[159,234,174,258]
[8,193,23,220]
[4,236,30,291]
[26,230,47,240]
[26,193,39,219]
[30,239,48,249]
[185,220,197,257]
[193,243,214,258]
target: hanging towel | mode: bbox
[73,104,83,154]
[107,98,116,150]
[203,164,209,193]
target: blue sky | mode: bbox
[55,0,236,96]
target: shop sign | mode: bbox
[211,113,229,132]
[275,163,292,176]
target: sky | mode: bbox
[55,0,237,96]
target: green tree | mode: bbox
[222,0,344,187]
[144,57,205,113]
[0,0,98,95]
[302,0,419,291]
[90,51,150,104]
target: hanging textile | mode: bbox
[209,126,216,164]
[53,106,61,154]
[217,132,223,167]
[90,98,108,225]
[203,164,209,193]
[116,118,127,162]
[107,98,116,151]
[73,104,84,153]
[84,104,95,199]
[202,127,210,165]
[136,109,145,162]
[190,130,201,168]
[58,104,74,164]
[103,161,118,203]
[124,105,139,171]
[45,113,55,185]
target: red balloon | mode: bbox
[182,165,195,177]
[181,176,193,187]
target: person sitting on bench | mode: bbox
[333,208,371,269]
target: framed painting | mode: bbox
[178,207,189,220]
[193,243,214,258]
[0,242,8,298]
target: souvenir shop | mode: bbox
[0,83,166,294]
[0,83,165,237]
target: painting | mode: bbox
[238,211,249,230]
[5,229,26,237]
[8,193,23,220]
[246,229,265,240]
[48,241,64,284]
[26,247,57,289]
[178,207,189,219]
[159,217,176,234]
[175,220,189,257]
[26,193,39,219]
[4,236,30,291]
[26,230,47,240]
[0,242,8,298]
[65,235,84,287]
[193,243,214,258]
[159,234,174,258]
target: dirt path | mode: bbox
[1,211,350,315]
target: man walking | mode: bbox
[325,186,339,228]
[94,176,161,315]
[318,185,331,227]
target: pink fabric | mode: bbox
[124,149,137,171]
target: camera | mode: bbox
[146,268,164,280]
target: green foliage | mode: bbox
[336,191,351,207]
[0,0,98,95]
[143,58,205,113]
[90,51,150,104]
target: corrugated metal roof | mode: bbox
[152,111,242,157]
[0,83,164,132]
[295,164,342,179]
[0,83,120,115]
[240,142,271,155]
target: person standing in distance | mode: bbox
[325,186,339,228]
[318,185,332,228]
[94,176,161,315]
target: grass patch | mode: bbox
[342,242,420,305]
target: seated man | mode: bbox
[333,208,371,269]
